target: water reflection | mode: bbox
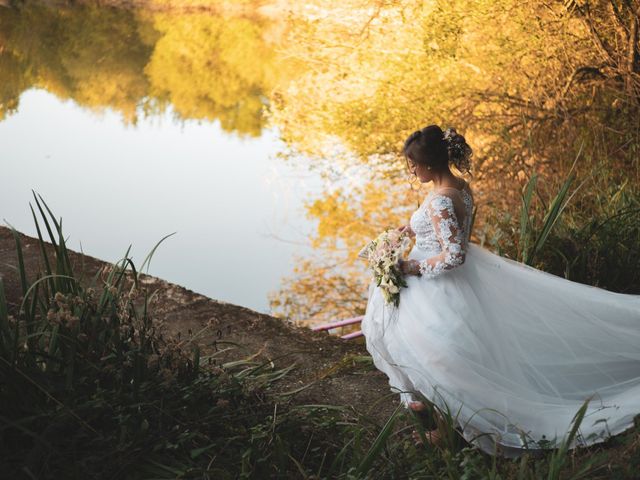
[145,12,289,135]
[0,1,290,134]
[0,1,320,313]
[1,88,325,312]
[0,2,153,123]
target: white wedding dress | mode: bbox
[360,184,640,457]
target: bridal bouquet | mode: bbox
[358,229,412,307]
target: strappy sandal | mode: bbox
[407,401,442,447]
[407,400,432,424]
[411,428,442,447]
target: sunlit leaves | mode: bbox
[268,0,640,323]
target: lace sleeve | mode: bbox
[418,194,466,278]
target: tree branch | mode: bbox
[578,2,618,66]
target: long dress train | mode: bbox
[360,185,640,458]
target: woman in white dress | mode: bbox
[360,124,640,458]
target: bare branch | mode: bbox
[578,2,618,66]
[608,0,631,38]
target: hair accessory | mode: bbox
[442,127,472,174]
[443,127,456,143]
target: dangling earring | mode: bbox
[408,172,420,192]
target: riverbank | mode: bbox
[0,225,398,425]
[3,225,640,477]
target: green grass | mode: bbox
[480,159,640,295]
[1,191,639,479]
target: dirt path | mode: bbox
[0,226,399,425]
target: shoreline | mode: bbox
[0,225,398,424]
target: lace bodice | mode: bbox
[409,187,474,278]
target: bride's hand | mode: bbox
[398,259,422,276]
[396,224,415,238]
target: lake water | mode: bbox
[0,1,383,319]
[1,88,324,314]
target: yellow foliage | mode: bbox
[0,1,296,133]
[144,14,278,135]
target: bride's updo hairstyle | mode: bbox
[402,124,473,175]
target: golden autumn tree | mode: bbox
[267,0,640,324]
[267,0,639,203]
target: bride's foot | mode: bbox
[412,428,441,447]
[408,400,445,423]
[408,400,427,412]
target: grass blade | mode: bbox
[355,403,404,476]
[520,173,538,264]
[139,232,177,275]
[547,396,591,480]
[4,220,29,297]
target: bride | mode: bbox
[360,124,640,458]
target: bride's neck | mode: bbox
[430,171,460,189]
